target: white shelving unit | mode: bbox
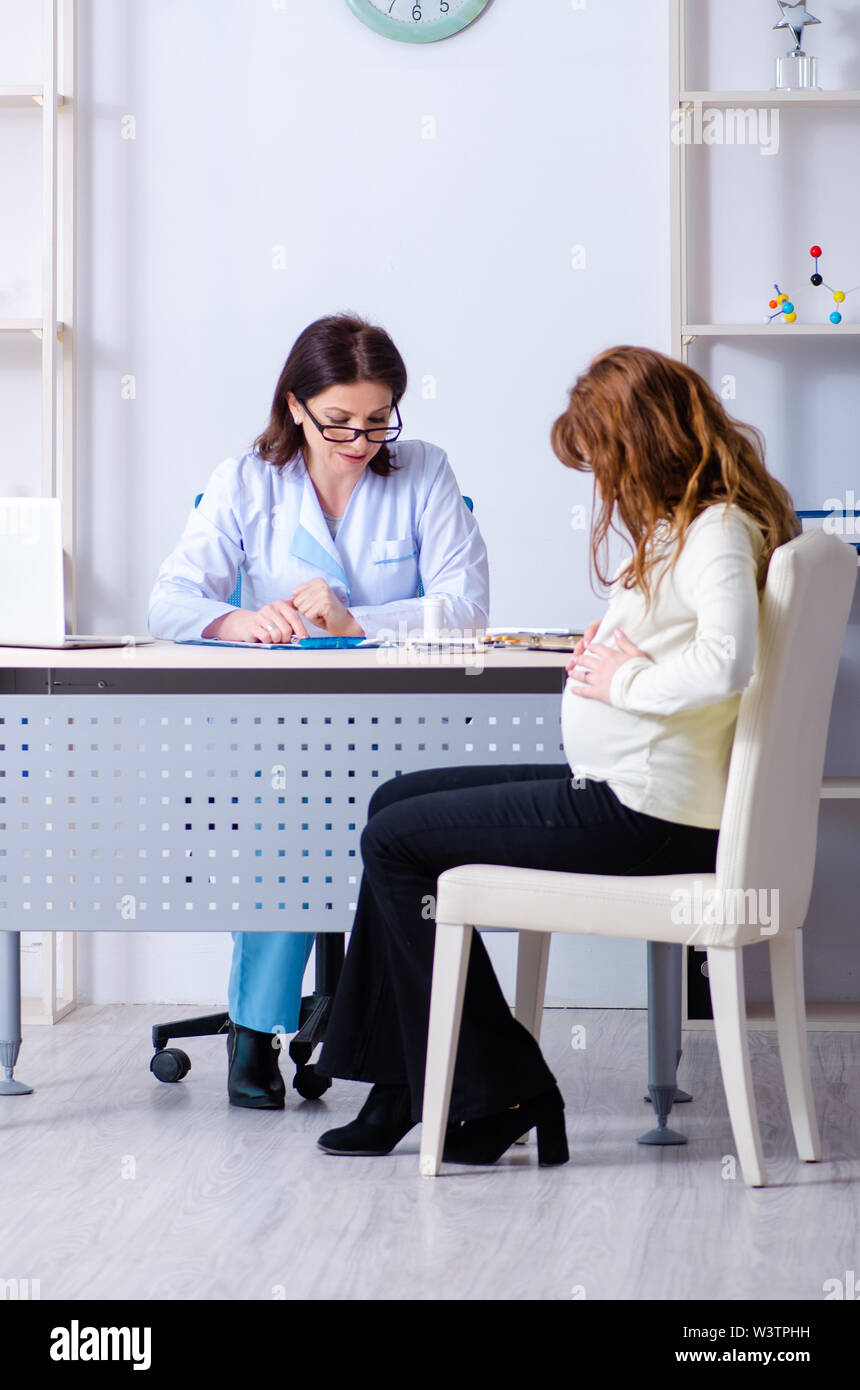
[669,5,860,355]
[21,934,77,1028]
[2,2,78,1024]
[669,0,860,1031]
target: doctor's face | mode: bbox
[288,381,394,479]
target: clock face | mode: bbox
[347,0,493,44]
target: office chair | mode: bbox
[150,490,477,1098]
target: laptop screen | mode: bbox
[0,498,67,646]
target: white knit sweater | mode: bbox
[562,503,765,829]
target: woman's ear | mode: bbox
[286,392,302,425]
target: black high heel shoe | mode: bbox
[318,1083,462,1157]
[226,1019,286,1110]
[441,1084,569,1166]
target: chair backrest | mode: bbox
[194,492,242,608]
[712,530,857,944]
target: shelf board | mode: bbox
[680,89,860,108]
[0,85,67,108]
[683,323,860,336]
[821,778,860,799]
[0,85,42,107]
[21,995,76,1026]
[0,319,66,336]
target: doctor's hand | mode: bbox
[202,602,309,644]
[567,628,649,704]
[290,579,365,638]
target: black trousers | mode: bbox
[317,765,719,1123]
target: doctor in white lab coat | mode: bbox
[148,313,489,1109]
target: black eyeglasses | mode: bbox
[297,398,403,444]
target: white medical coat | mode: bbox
[147,440,490,642]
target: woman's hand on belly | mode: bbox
[290,578,365,637]
[567,628,648,704]
[567,620,601,670]
[203,601,309,644]
[564,620,601,690]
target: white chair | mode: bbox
[420,530,857,1185]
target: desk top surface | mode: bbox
[0,640,566,672]
[0,640,569,694]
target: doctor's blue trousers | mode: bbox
[228,931,315,1034]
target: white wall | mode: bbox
[4,0,859,1011]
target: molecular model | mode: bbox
[808,245,859,325]
[764,284,797,325]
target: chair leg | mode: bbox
[769,930,821,1162]
[512,932,551,1144]
[514,931,550,1041]
[420,923,473,1177]
[707,947,767,1187]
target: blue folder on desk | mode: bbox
[178,637,381,649]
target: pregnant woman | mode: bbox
[148,313,489,1109]
[314,344,799,1166]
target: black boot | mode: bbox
[226,1019,286,1110]
[441,1084,569,1166]
[317,1084,414,1155]
[318,1083,462,1157]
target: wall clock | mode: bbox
[346,0,493,44]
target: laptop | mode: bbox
[0,497,152,649]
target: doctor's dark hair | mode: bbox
[253,314,408,477]
[551,345,800,604]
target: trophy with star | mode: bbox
[773,1,822,90]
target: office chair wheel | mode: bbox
[150,1047,192,1083]
[292,1064,331,1100]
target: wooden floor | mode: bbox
[1,1004,858,1302]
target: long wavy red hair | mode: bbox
[551,345,800,603]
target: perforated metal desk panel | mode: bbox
[0,643,566,932]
